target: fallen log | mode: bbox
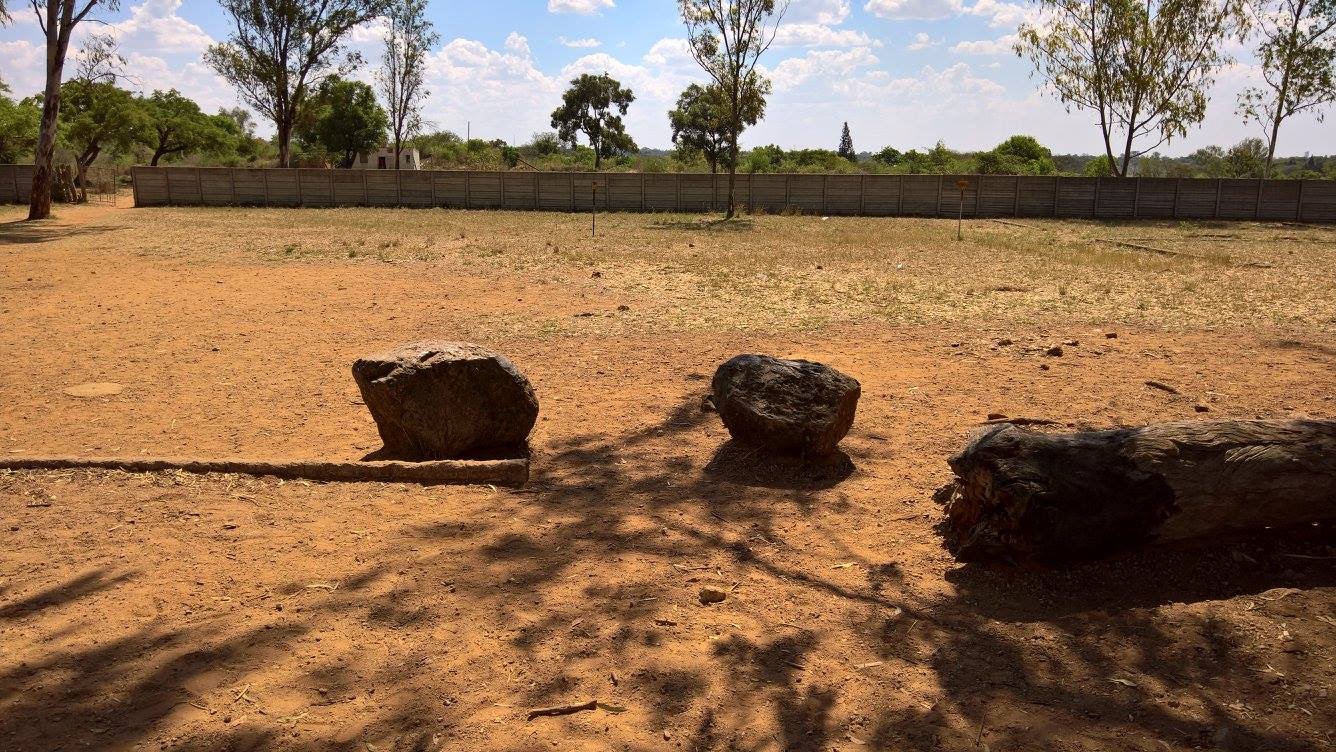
[0,456,528,487]
[937,419,1336,563]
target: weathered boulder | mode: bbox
[711,355,860,456]
[352,342,538,460]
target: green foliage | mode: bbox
[872,146,902,166]
[669,82,765,172]
[295,76,388,167]
[58,79,145,170]
[206,0,390,166]
[1237,0,1336,175]
[550,73,637,169]
[1083,154,1116,177]
[837,122,855,162]
[978,135,1056,174]
[1017,0,1246,175]
[0,91,40,162]
[138,90,237,165]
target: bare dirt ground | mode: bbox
[1,202,1334,752]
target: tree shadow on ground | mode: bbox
[649,218,755,232]
[703,441,854,491]
[3,401,1332,751]
[0,218,115,245]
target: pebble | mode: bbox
[699,587,727,605]
[1045,345,1064,357]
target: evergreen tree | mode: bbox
[837,121,855,162]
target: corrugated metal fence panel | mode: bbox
[117,167,1336,221]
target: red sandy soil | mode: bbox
[0,204,1333,751]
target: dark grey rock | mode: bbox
[711,354,860,456]
[352,342,538,460]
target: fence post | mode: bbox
[262,169,271,206]
[465,172,472,209]
[1132,177,1141,219]
[822,174,829,215]
[896,176,904,215]
[1254,178,1264,220]
[296,168,304,207]
[1013,175,1020,217]
[1171,178,1181,219]
[328,170,335,207]
[195,168,204,205]
[569,172,575,211]
[500,171,507,208]
[936,175,944,217]
[1295,179,1305,222]
[229,167,237,206]
[431,170,438,206]
[784,174,791,210]
[676,173,683,211]
[1092,176,1101,218]
[1213,178,1222,219]
[13,165,20,205]
[1052,176,1060,217]
[640,172,646,211]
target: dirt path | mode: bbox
[1,204,1333,751]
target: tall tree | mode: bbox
[205,0,390,168]
[550,73,637,170]
[1016,0,1245,176]
[378,0,438,171]
[1237,0,1336,176]
[837,121,855,162]
[25,0,122,220]
[679,0,788,218]
[59,79,144,199]
[139,90,237,166]
[669,82,766,173]
[295,76,388,167]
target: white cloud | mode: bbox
[864,0,961,20]
[642,38,694,67]
[547,0,615,14]
[950,34,1017,55]
[0,39,46,96]
[775,23,881,47]
[559,37,602,48]
[767,47,880,91]
[963,0,1039,27]
[907,32,941,51]
[505,32,531,56]
[786,0,853,25]
[105,0,213,54]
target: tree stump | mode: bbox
[938,419,1336,563]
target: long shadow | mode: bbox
[0,218,114,245]
[703,440,854,490]
[0,569,137,620]
[649,218,756,232]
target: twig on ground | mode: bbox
[1145,380,1180,395]
[980,417,1060,426]
[526,699,598,721]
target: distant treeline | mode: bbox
[3,84,1331,180]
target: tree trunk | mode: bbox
[151,147,165,167]
[277,119,293,168]
[29,40,68,220]
[725,127,739,220]
[938,419,1336,563]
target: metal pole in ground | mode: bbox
[956,178,969,241]
[591,179,597,238]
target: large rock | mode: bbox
[711,355,860,456]
[352,342,538,460]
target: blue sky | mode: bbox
[1,0,1329,156]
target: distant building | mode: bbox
[353,147,421,170]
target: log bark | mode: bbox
[938,419,1336,563]
[0,456,528,487]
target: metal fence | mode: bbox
[6,165,1335,222]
